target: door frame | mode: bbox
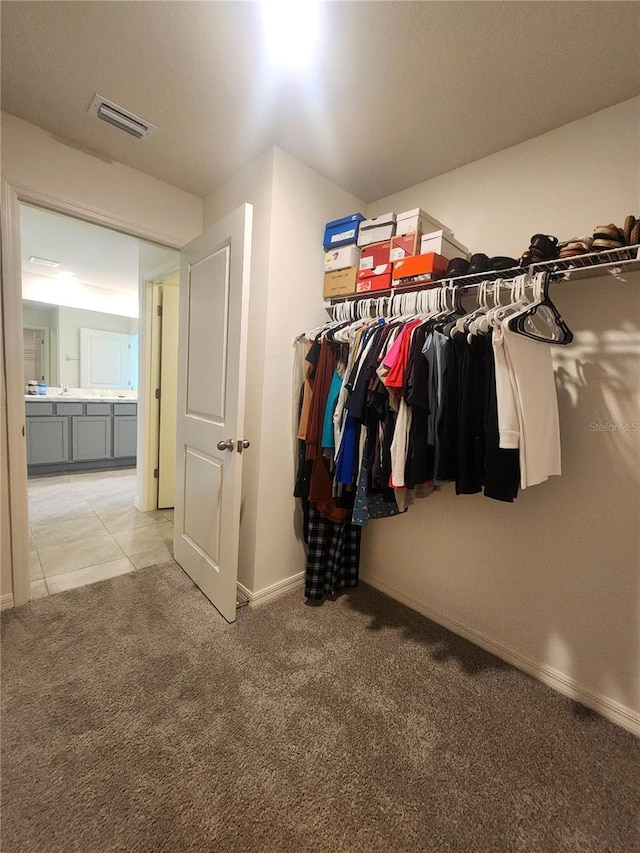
[0,178,183,606]
[22,325,51,385]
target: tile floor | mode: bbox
[28,468,174,599]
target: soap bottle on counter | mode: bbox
[37,382,47,396]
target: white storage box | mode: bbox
[325,244,361,272]
[420,230,469,261]
[396,207,448,237]
[357,212,397,247]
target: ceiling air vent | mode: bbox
[88,94,157,141]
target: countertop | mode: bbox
[25,396,138,403]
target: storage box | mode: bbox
[420,230,469,261]
[396,207,448,237]
[324,267,358,298]
[357,263,393,283]
[357,212,397,247]
[356,272,393,294]
[323,213,365,251]
[389,233,420,261]
[325,244,361,272]
[392,253,448,284]
[359,240,391,271]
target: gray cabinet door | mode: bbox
[72,416,112,461]
[26,417,70,464]
[113,416,137,458]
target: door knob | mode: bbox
[217,439,234,451]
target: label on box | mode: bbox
[356,273,392,293]
[331,228,356,244]
[360,256,374,270]
[390,246,407,261]
[324,267,357,298]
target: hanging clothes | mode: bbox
[294,275,566,601]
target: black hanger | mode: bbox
[507,274,573,346]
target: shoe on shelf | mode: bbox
[520,233,559,267]
[592,223,625,250]
[558,237,593,259]
[467,253,491,275]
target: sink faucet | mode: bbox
[61,385,69,396]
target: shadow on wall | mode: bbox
[355,274,640,717]
[344,583,509,677]
[547,306,640,712]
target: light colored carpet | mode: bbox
[1,561,638,853]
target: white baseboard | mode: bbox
[237,571,305,609]
[0,593,15,611]
[362,573,640,738]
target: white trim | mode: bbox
[1,178,185,602]
[9,183,184,249]
[237,571,305,608]
[362,573,640,737]
[1,179,31,607]
[0,593,15,611]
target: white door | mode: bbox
[80,328,131,390]
[173,204,252,623]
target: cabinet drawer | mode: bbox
[114,403,137,415]
[56,402,84,416]
[86,403,112,415]
[25,401,54,416]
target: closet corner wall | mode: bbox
[355,98,640,733]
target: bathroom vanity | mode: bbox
[25,396,137,476]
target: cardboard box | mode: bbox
[396,207,448,237]
[323,213,365,251]
[357,263,393,283]
[325,244,361,272]
[359,240,391,271]
[324,267,357,298]
[357,212,397,247]
[390,233,420,261]
[392,253,448,284]
[356,272,393,294]
[420,230,469,261]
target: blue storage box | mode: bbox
[323,213,365,251]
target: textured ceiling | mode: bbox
[2,1,639,202]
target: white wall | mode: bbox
[1,112,202,246]
[367,97,640,259]
[203,150,275,591]
[57,307,137,388]
[203,147,365,594]
[361,98,640,727]
[1,112,202,596]
[252,148,365,593]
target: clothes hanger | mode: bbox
[451,279,490,337]
[507,272,574,345]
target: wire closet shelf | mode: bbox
[327,244,640,309]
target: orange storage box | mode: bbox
[356,272,393,293]
[392,252,448,284]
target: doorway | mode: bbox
[19,203,180,598]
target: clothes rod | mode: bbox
[327,245,640,305]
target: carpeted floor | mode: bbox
[1,562,638,853]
